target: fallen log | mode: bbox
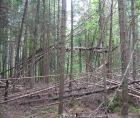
[19,80,140,105]
[19,87,113,105]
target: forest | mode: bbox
[0,0,140,118]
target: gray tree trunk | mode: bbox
[69,0,74,90]
[108,0,113,79]
[118,0,129,117]
[58,0,66,114]
[30,0,40,89]
[14,0,28,91]
[99,0,107,116]
[22,0,29,86]
[57,0,60,82]
[131,0,137,80]
[45,0,50,84]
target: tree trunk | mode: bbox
[22,0,29,86]
[43,0,50,84]
[58,0,66,114]
[9,2,14,78]
[56,0,60,82]
[118,0,129,117]
[108,0,113,79]
[99,0,107,116]
[42,0,47,82]
[131,0,137,80]
[14,0,28,91]
[79,40,82,73]
[30,0,40,89]
[69,0,74,90]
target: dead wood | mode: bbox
[19,80,140,105]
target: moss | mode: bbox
[107,94,122,113]
[113,107,121,113]
[108,94,139,114]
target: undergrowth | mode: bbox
[107,94,139,115]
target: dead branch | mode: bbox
[19,80,140,105]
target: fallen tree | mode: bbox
[19,80,140,105]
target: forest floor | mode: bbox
[0,94,139,118]
[0,72,140,118]
[0,82,140,118]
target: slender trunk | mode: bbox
[99,0,107,116]
[45,0,50,84]
[57,0,60,81]
[69,0,74,90]
[30,0,40,89]
[79,40,82,73]
[118,0,129,117]
[131,0,137,80]
[14,0,28,91]
[22,0,29,85]
[2,43,8,101]
[85,33,89,72]
[58,0,66,114]
[9,0,14,78]
[108,0,113,79]
[42,0,47,82]
[53,0,56,77]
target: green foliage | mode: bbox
[13,0,23,4]
[28,36,34,53]
[136,0,140,9]
[130,107,139,114]
[129,98,139,114]
[47,106,57,112]
[107,94,122,113]
[108,95,139,114]
[84,0,100,42]
[129,98,136,107]
[30,0,38,6]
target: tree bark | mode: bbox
[79,40,82,73]
[14,0,28,91]
[108,0,113,79]
[45,0,50,84]
[69,0,74,90]
[118,0,129,117]
[99,0,107,116]
[30,0,40,89]
[131,0,137,80]
[22,0,29,86]
[56,0,60,82]
[58,0,66,114]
